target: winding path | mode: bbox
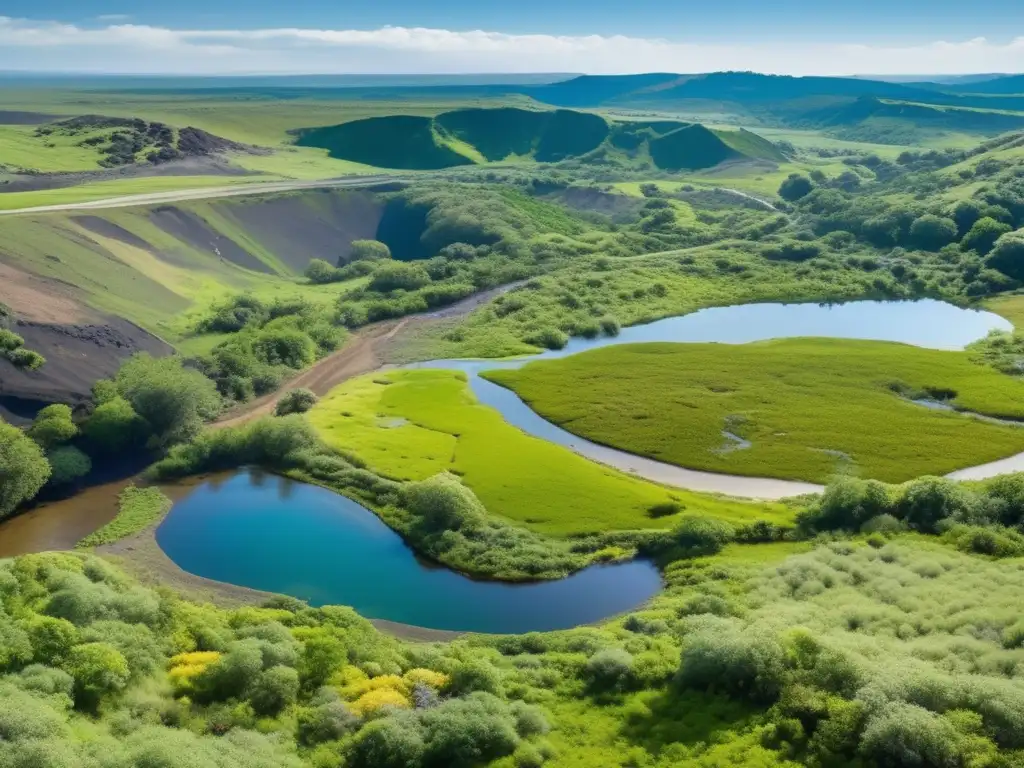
[0,175,405,216]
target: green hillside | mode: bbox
[294,115,477,170]
[294,107,777,171]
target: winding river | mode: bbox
[409,299,1014,499]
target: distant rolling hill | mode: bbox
[945,74,1024,95]
[293,106,785,171]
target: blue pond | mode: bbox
[156,470,663,634]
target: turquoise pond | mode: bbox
[156,470,663,634]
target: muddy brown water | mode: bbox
[0,480,127,558]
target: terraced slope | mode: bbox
[0,187,391,339]
[294,107,780,171]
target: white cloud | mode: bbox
[0,16,1022,75]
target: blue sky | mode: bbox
[1,2,1023,74]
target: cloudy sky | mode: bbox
[2,1,1024,75]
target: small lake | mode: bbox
[156,470,662,634]
[410,299,1013,499]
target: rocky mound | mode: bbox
[37,116,263,168]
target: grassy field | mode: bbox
[984,292,1024,329]
[308,369,792,536]
[485,339,1024,483]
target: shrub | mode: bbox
[678,619,787,703]
[909,214,958,251]
[599,316,621,336]
[0,417,51,520]
[779,174,813,201]
[349,239,392,262]
[0,328,24,351]
[348,714,426,768]
[27,617,78,666]
[113,353,221,448]
[583,649,635,692]
[275,388,319,416]
[6,347,45,370]
[986,231,1024,281]
[419,693,521,768]
[66,642,131,710]
[305,258,341,284]
[250,665,299,715]
[525,327,569,350]
[445,660,502,696]
[963,217,1013,255]
[28,404,78,449]
[369,262,431,293]
[82,396,146,454]
[672,516,735,556]
[859,703,966,766]
[46,446,92,486]
[897,476,979,533]
[296,694,359,745]
[403,473,485,532]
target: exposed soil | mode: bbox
[0,315,173,405]
[0,261,91,323]
[545,187,645,222]
[215,189,385,271]
[71,215,157,251]
[148,205,273,273]
[0,111,62,125]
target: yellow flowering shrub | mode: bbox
[341,674,409,701]
[331,665,369,688]
[404,668,449,690]
[350,688,410,717]
[167,651,221,693]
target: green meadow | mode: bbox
[486,339,1024,483]
[308,369,791,536]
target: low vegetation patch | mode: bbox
[486,338,1024,483]
[308,369,791,536]
[77,486,173,547]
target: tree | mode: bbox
[403,473,485,532]
[305,259,339,285]
[46,446,92,486]
[113,354,221,448]
[779,174,813,202]
[909,214,958,251]
[348,239,392,263]
[65,642,130,710]
[369,262,431,293]
[986,230,1024,281]
[27,404,77,449]
[962,217,1013,255]
[952,200,983,237]
[0,418,50,520]
[275,388,319,417]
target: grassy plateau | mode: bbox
[485,339,1024,483]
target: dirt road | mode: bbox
[215,281,523,428]
[0,175,405,216]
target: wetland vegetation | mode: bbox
[4,69,1024,767]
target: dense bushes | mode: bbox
[0,327,45,370]
[192,296,345,403]
[112,354,221,448]
[799,474,1024,544]
[0,417,50,520]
